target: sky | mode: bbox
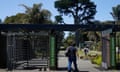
[0,0,120,24]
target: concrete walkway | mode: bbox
[1,51,120,72]
[55,57,120,72]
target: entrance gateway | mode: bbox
[0,24,120,70]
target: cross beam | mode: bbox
[0,24,120,31]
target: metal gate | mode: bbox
[6,31,49,70]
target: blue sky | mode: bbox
[0,0,120,23]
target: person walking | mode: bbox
[83,46,89,59]
[65,42,79,72]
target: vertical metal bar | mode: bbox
[7,34,12,71]
[12,34,16,69]
[6,35,9,70]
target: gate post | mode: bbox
[110,33,116,68]
[0,32,7,68]
[49,35,56,70]
[101,29,112,69]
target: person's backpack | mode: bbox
[65,46,76,57]
[65,48,71,57]
[65,51,69,57]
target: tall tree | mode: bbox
[111,5,120,25]
[4,3,52,24]
[20,3,52,24]
[4,13,28,24]
[55,0,96,24]
[111,5,120,21]
[55,0,96,46]
[55,15,65,24]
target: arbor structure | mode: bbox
[55,0,96,46]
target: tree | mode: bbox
[55,15,65,24]
[55,0,96,24]
[4,3,53,24]
[63,32,75,48]
[111,5,120,21]
[111,5,120,26]
[55,0,96,46]
[4,13,29,24]
[20,3,52,24]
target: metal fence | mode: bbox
[5,31,49,70]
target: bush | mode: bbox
[90,55,102,65]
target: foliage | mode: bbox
[55,15,65,24]
[63,32,75,48]
[4,3,53,24]
[111,4,120,21]
[4,13,29,24]
[55,0,96,24]
[90,54,102,65]
[87,32,100,42]
[21,3,52,24]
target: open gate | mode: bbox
[5,31,49,70]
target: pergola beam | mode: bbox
[0,24,120,31]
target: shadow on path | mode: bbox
[57,67,89,72]
[94,66,104,71]
[57,67,67,71]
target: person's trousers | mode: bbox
[68,57,78,72]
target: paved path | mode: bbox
[1,51,120,72]
[55,57,120,72]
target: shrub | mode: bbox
[90,54,102,65]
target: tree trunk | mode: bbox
[74,16,80,47]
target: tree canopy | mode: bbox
[55,15,64,24]
[4,13,28,24]
[111,4,120,21]
[4,3,52,24]
[55,0,96,24]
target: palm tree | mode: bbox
[111,5,120,23]
[20,3,52,24]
